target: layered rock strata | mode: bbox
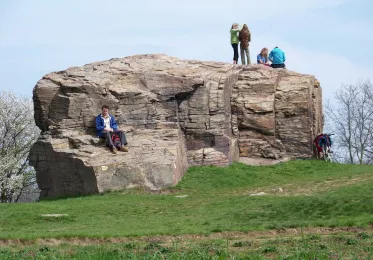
[30,55,322,198]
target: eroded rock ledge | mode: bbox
[30,54,323,199]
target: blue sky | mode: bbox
[1,0,373,101]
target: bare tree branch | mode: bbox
[326,80,373,164]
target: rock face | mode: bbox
[30,54,323,199]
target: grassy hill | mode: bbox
[1,160,373,259]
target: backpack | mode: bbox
[325,134,332,146]
[111,133,121,147]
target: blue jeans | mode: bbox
[232,43,239,62]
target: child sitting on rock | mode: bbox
[257,48,270,66]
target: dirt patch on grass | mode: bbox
[288,174,373,196]
[120,187,184,195]
[239,157,291,166]
[239,173,373,197]
[0,226,371,247]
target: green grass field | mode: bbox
[1,159,373,259]
[2,230,373,259]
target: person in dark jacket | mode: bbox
[238,24,251,65]
[96,105,128,154]
[313,133,333,159]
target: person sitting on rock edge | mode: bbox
[96,105,128,154]
[269,46,286,69]
[257,48,270,66]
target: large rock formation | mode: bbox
[30,54,323,199]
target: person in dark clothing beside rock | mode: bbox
[96,105,128,154]
[269,46,286,68]
[238,24,251,65]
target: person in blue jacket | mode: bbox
[269,46,286,68]
[96,105,128,154]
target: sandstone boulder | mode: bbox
[30,54,322,199]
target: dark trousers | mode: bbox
[100,131,127,147]
[271,63,285,68]
[232,43,239,62]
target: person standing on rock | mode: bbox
[230,23,243,64]
[269,46,286,68]
[96,105,128,154]
[238,24,251,65]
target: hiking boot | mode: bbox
[110,146,117,154]
[118,145,128,152]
